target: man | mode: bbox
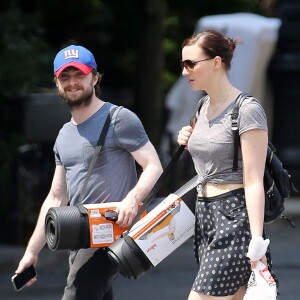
[15,45,163,299]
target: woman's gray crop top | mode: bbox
[188,95,268,193]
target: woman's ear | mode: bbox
[213,56,222,68]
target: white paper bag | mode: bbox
[243,261,277,300]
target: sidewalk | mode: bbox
[1,197,299,300]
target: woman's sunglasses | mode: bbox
[180,58,212,70]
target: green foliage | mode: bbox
[0,0,277,243]
[162,0,269,91]
[0,5,54,99]
[0,3,53,226]
[0,0,274,97]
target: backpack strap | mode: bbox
[125,99,207,234]
[231,92,251,171]
[192,92,250,171]
[190,95,209,127]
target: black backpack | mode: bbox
[193,93,298,227]
[231,93,298,227]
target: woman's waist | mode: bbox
[198,182,244,197]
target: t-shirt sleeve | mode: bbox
[53,142,62,165]
[238,97,268,135]
[113,107,149,152]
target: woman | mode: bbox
[177,30,276,299]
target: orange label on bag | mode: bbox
[86,202,146,248]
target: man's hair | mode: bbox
[92,69,102,98]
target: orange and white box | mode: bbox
[85,202,146,248]
[128,194,195,266]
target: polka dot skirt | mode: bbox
[192,189,252,296]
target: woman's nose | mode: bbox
[182,67,189,76]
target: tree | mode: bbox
[134,0,166,146]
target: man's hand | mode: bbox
[116,198,139,228]
[15,252,38,288]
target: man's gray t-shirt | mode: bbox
[53,102,149,205]
[188,96,268,193]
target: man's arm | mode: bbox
[116,141,163,227]
[15,165,69,286]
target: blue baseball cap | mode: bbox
[53,45,97,77]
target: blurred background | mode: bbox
[0,0,299,250]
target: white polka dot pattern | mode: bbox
[192,190,251,296]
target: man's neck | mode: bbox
[71,97,105,125]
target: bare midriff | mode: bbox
[198,182,244,197]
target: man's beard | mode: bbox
[59,84,94,109]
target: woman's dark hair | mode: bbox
[182,29,240,71]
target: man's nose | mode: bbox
[69,77,78,85]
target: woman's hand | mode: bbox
[247,236,270,269]
[250,255,268,269]
[177,126,193,146]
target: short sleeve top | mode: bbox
[187,95,268,193]
[53,102,149,205]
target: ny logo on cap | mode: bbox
[64,49,79,60]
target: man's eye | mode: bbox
[59,75,68,80]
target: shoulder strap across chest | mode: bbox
[231,92,251,171]
[190,95,209,127]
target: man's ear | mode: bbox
[93,72,100,86]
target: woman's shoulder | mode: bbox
[239,95,262,108]
[238,95,268,133]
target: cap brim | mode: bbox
[55,62,93,77]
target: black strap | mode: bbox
[189,92,248,172]
[190,95,209,127]
[78,107,117,203]
[187,92,249,172]
[125,96,209,234]
[231,93,250,171]
[126,144,185,234]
